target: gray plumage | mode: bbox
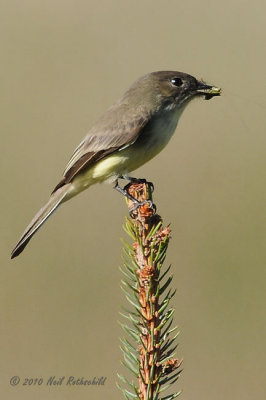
[11,71,220,258]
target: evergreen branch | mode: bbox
[159,265,172,282]
[118,182,182,400]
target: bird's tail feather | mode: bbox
[11,184,71,259]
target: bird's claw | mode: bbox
[129,200,156,217]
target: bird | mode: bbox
[11,70,221,258]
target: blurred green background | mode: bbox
[1,1,266,399]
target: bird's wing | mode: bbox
[52,105,150,192]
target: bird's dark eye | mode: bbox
[171,77,183,87]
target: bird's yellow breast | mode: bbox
[68,106,184,198]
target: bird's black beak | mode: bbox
[196,81,221,100]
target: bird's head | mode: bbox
[125,71,221,112]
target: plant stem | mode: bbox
[119,182,182,400]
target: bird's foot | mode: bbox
[114,180,139,203]
[128,199,156,218]
[114,179,156,217]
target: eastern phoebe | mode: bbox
[11,71,221,258]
